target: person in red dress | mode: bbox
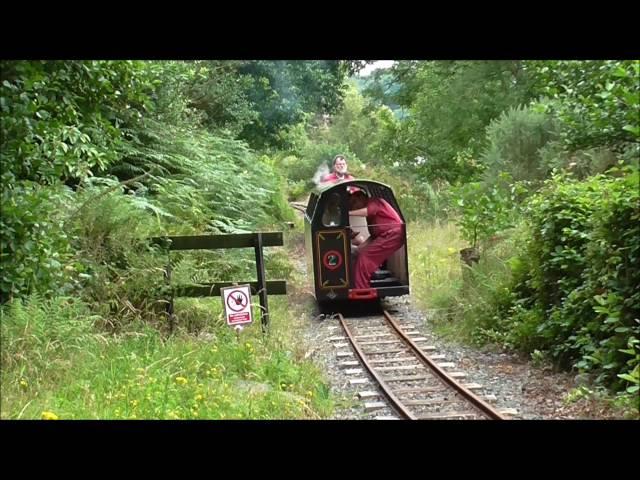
[348,190,404,289]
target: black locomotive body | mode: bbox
[304,179,409,305]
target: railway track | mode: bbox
[332,310,513,420]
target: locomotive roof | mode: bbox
[312,179,393,196]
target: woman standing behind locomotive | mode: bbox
[348,190,404,289]
[322,154,354,183]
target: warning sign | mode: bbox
[221,285,253,326]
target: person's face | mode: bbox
[334,158,347,174]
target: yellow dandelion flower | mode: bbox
[130,400,139,408]
[447,247,457,254]
[19,379,28,390]
[175,376,188,385]
[41,411,58,420]
[195,394,204,402]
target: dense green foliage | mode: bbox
[0,60,345,303]
[1,60,354,419]
[349,60,638,403]
[475,168,639,394]
[529,60,640,150]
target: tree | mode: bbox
[0,60,154,185]
[362,61,536,182]
[237,61,361,149]
[528,60,640,151]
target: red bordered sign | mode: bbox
[221,285,253,326]
[322,250,343,271]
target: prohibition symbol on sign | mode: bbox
[226,290,249,312]
[323,250,343,271]
[221,284,253,326]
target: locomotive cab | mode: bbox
[304,179,409,304]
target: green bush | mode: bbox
[481,105,559,183]
[0,180,75,302]
[0,61,153,185]
[452,173,525,247]
[529,60,640,151]
[67,179,166,321]
[481,166,640,393]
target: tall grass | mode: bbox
[1,294,333,420]
[407,220,515,344]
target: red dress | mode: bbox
[353,198,404,289]
[322,172,354,183]
[322,172,358,193]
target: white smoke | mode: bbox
[312,163,331,188]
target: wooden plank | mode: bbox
[375,365,420,372]
[174,280,286,297]
[383,374,429,382]
[420,345,437,351]
[254,232,269,331]
[336,351,354,357]
[436,362,456,368]
[357,391,380,399]
[462,383,483,390]
[363,402,387,411]
[359,340,402,346]
[338,361,360,368]
[349,378,369,385]
[363,348,405,355]
[355,331,418,339]
[369,357,417,364]
[500,408,519,416]
[355,333,394,339]
[152,232,284,250]
[390,386,446,394]
[403,399,448,406]
[418,412,479,420]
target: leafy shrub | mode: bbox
[481,105,559,182]
[478,166,639,393]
